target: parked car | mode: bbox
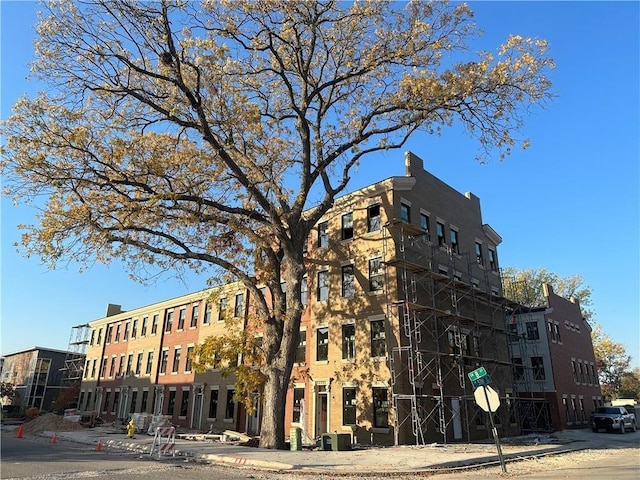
[590,406,636,433]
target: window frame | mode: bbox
[342,323,356,360]
[370,319,386,357]
[317,270,329,301]
[341,212,354,240]
[367,204,381,232]
[368,257,383,292]
[316,326,329,361]
[317,221,329,248]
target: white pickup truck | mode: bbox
[590,406,637,433]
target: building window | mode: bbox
[475,242,483,265]
[400,202,410,224]
[186,346,194,372]
[208,389,219,419]
[488,248,497,271]
[160,350,169,374]
[368,257,383,292]
[151,314,159,335]
[126,354,133,375]
[436,222,446,246]
[420,213,430,241]
[531,356,545,380]
[317,221,329,248]
[117,356,124,376]
[172,348,181,373]
[372,387,389,428]
[225,389,235,419]
[342,324,355,360]
[102,391,110,413]
[341,265,355,298]
[203,304,211,325]
[317,270,329,301]
[579,398,586,422]
[450,229,459,253]
[343,387,357,425]
[300,277,308,306]
[141,390,149,412]
[553,323,561,343]
[292,387,304,423]
[141,317,148,336]
[99,358,107,378]
[115,324,121,342]
[109,357,116,377]
[177,308,186,330]
[164,311,173,333]
[130,391,138,414]
[135,353,143,375]
[97,328,103,345]
[370,319,386,357]
[146,351,154,375]
[167,390,176,416]
[367,204,381,232]
[234,293,244,317]
[295,330,307,364]
[218,297,227,322]
[123,322,129,341]
[526,321,540,340]
[190,305,199,328]
[317,327,329,361]
[106,325,113,343]
[90,330,95,346]
[180,390,190,417]
[342,212,354,240]
[132,320,138,338]
[111,392,118,414]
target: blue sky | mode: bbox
[1,2,639,368]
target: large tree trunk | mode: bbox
[259,359,292,449]
[258,260,304,449]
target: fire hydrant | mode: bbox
[127,419,136,439]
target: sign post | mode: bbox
[468,368,507,474]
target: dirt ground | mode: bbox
[21,413,85,435]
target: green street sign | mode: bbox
[468,366,488,382]
[471,374,492,389]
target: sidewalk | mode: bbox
[18,425,637,474]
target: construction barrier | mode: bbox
[150,426,176,458]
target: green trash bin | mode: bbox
[321,433,351,451]
[289,427,302,451]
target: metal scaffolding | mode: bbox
[383,219,517,445]
[61,323,90,388]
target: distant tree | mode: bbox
[1,382,17,403]
[591,324,632,400]
[0,1,553,448]
[52,381,81,413]
[502,267,594,320]
[619,368,640,401]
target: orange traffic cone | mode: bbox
[16,424,23,438]
[96,438,103,451]
[51,433,57,444]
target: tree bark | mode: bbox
[259,355,293,449]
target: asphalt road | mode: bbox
[2,430,639,480]
[0,433,268,480]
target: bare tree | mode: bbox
[1,0,553,448]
